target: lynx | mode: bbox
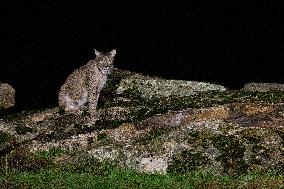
[58,49,116,123]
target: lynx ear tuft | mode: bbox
[109,49,116,57]
[94,49,102,57]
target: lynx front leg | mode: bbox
[88,90,100,124]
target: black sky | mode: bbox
[1,0,284,110]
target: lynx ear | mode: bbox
[109,49,116,57]
[94,49,102,57]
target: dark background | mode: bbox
[1,0,284,111]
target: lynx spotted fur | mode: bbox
[58,49,116,123]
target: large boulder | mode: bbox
[113,69,226,98]
[1,103,283,175]
[0,83,15,110]
[243,82,284,92]
[0,70,283,175]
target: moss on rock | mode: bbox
[212,135,248,175]
[168,150,209,173]
[15,125,34,135]
[0,131,13,144]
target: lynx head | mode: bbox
[94,49,116,75]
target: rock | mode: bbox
[1,70,284,175]
[0,119,39,155]
[0,83,15,110]
[114,70,226,99]
[243,83,284,92]
[2,102,282,175]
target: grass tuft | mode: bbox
[1,149,283,189]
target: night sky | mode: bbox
[1,1,284,110]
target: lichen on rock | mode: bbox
[243,82,284,92]
[116,76,227,99]
[1,70,284,175]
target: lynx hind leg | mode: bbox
[89,110,101,123]
[62,95,87,115]
[88,106,100,124]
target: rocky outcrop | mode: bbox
[0,83,15,110]
[1,103,283,175]
[243,82,284,92]
[0,70,284,175]
[115,70,226,98]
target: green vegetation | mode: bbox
[1,80,283,188]
[168,150,209,173]
[168,130,247,175]
[135,127,171,145]
[0,148,283,189]
[100,90,284,126]
[0,131,13,144]
[212,135,248,175]
[2,88,283,132]
[1,160,283,189]
[110,88,284,109]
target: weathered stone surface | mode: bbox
[114,70,226,98]
[0,83,15,110]
[0,70,284,175]
[1,103,283,175]
[243,82,284,92]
